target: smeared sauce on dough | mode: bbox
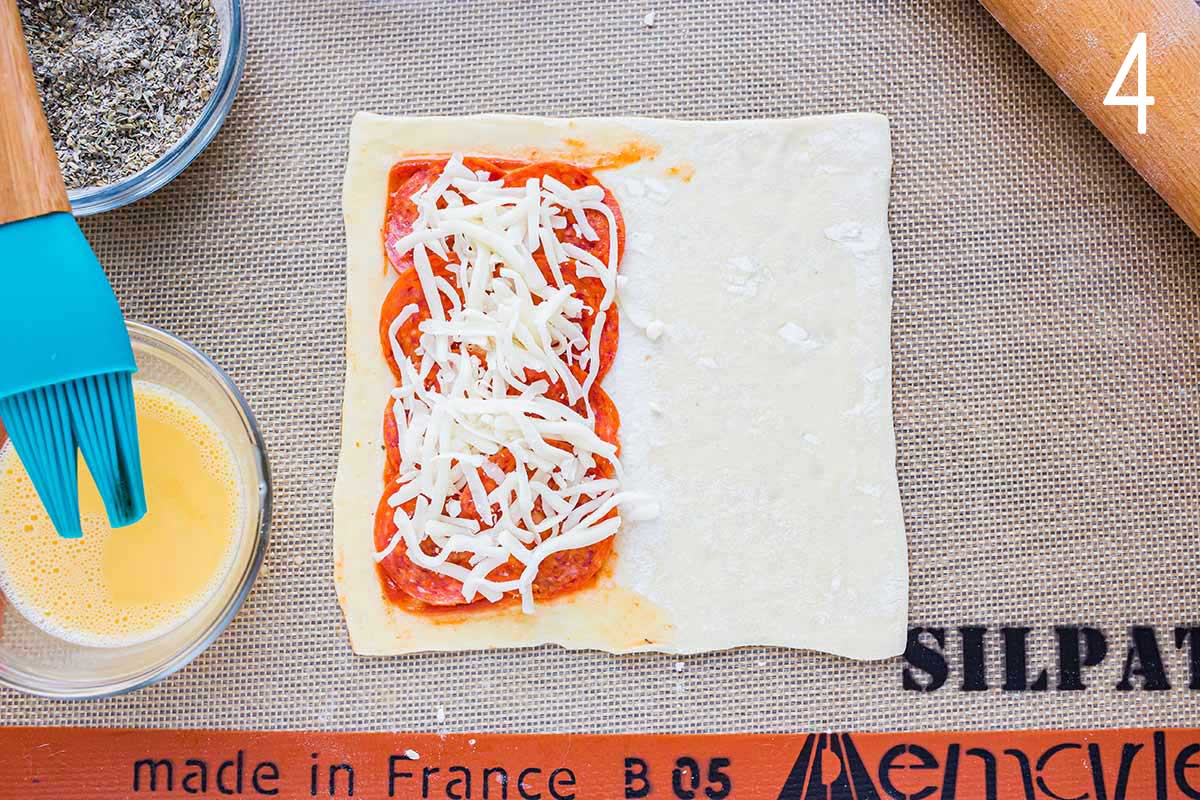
[666,162,695,182]
[559,137,661,170]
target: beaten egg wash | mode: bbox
[0,383,243,647]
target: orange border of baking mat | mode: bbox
[1,727,1198,798]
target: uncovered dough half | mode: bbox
[335,113,907,659]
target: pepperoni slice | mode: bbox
[532,537,614,596]
[375,492,524,607]
[375,494,470,606]
[379,269,425,383]
[384,156,509,273]
[512,302,618,408]
[378,258,461,383]
[533,386,621,595]
[589,384,621,462]
[503,161,626,267]
[591,302,619,388]
[528,247,621,389]
[384,160,441,273]
[457,449,516,522]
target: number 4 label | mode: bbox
[1104,32,1155,134]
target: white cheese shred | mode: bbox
[379,155,639,613]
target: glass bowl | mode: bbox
[0,322,270,699]
[67,0,246,216]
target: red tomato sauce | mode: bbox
[375,156,626,613]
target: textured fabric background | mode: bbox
[4,0,1200,732]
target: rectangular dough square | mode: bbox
[335,113,907,659]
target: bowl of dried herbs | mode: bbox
[18,0,245,215]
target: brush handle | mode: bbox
[980,0,1200,237]
[0,0,70,227]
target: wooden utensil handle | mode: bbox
[0,0,69,227]
[980,0,1200,237]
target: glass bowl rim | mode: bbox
[0,320,272,700]
[65,0,246,217]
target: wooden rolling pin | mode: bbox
[980,0,1200,237]
[0,0,70,226]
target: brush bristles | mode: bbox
[0,385,82,538]
[0,372,145,538]
[69,372,146,528]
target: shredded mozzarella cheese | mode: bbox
[380,156,647,613]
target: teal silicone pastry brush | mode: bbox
[0,0,146,537]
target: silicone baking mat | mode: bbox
[4,0,1199,732]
